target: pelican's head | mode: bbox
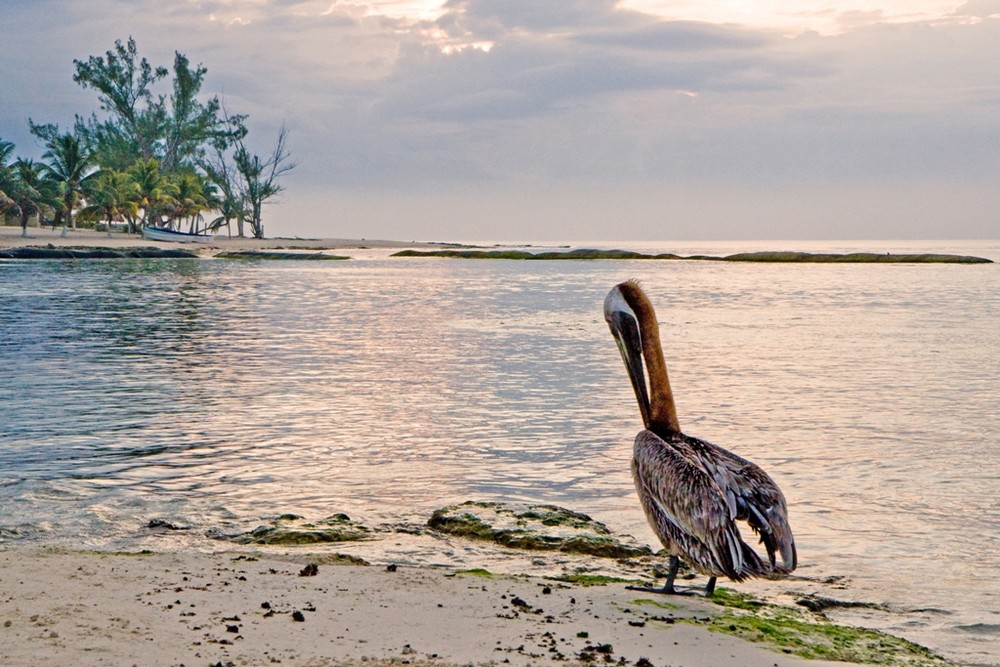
[604,281,651,428]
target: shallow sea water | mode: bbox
[1,240,998,665]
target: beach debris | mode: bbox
[427,501,653,559]
[298,563,319,577]
[224,513,371,545]
[386,563,398,572]
[291,610,306,622]
[578,642,615,663]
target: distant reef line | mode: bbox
[392,248,993,264]
[0,246,348,260]
[1,245,992,264]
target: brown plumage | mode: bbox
[604,280,796,595]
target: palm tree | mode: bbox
[10,159,60,236]
[207,188,244,238]
[197,174,223,234]
[41,131,95,236]
[129,158,171,230]
[166,171,208,233]
[0,140,18,219]
[79,169,140,236]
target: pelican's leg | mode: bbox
[626,556,691,595]
[703,576,717,597]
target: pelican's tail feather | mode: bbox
[741,538,768,577]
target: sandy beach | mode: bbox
[0,546,893,667]
[0,224,434,254]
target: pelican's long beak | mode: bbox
[604,289,651,428]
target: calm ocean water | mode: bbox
[1,240,998,665]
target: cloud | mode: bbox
[1,1,998,239]
[952,0,1000,18]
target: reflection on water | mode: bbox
[1,245,999,665]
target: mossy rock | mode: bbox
[721,251,991,264]
[0,246,199,259]
[455,568,496,578]
[214,250,349,260]
[680,588,950,666]
[230,513,371,545]
[427,501,652,559]
[549,573,642,586]
[392,248,660,260]
[315,552,371,566]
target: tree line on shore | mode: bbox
[0,37,295,239]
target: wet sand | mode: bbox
[0,547,879,667]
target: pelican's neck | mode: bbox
[622,282,680,435]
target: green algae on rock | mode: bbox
[213,250,349,260]
[393,248,676,260]
[229,513,371,545]
[455,568,496,578]
[427,501,653,559]
[549,573,643,586]
[0,245,199,259]
[678,588,951,667]
[720,251,991,264]
[312,552,371,566]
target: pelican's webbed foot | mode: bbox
[625,582,695,596]
[626,559,717,597]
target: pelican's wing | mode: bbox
[632,430,765,581]
[689,436,797,573]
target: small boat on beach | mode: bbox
[142,226,214,244]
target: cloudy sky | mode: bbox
[2,0,999,241]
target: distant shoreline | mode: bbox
[0,224,440,255]
[1,226,993,263]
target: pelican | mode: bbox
[604,280,796,596]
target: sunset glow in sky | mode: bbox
[2,0,998,240]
